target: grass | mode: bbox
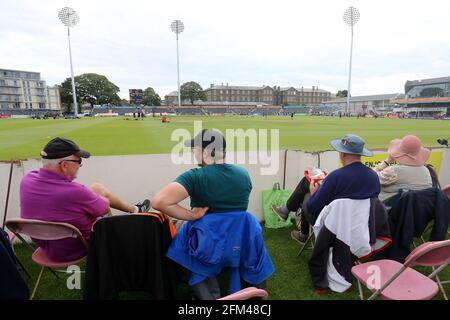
[4,115,450,299]
[13,226,450,300]
[1,115,450,160]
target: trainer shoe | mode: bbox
[136,199,151,213]
[291,230,309,244]
[271,204,288,222]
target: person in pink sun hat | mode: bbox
[374,135,435,203]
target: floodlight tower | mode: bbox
[171,20,184,108]
[343,6,360,115]
[58,7,80,116]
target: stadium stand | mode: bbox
[173,107,204,115]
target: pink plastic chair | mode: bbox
[218,287,269,300]
[351,239,450,300]
[442,184,450,198]
[7,230,15,241]
[6,218,88,299]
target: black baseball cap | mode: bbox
[184,129,226,151]
[40,137,91,159]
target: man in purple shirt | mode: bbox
[20,137,150,262]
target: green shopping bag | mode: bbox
[262,182,292,228]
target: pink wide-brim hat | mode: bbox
[387,135,431,166]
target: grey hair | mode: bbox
[41,156,73,168]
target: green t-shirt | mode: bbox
[175,163,252,213]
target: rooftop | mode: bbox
[206,84,331,93]
[324,93,405,104]
[405,76,450,87]
[394,96,450,104]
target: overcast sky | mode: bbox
[1,0,449,99]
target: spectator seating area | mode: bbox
[91,105,285,116]
[0,104,341,118]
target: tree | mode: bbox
[420,87,444,97]
[142,87,161,106]
[336,90,348,98]
[60,73,121,113]
[120,99,130,106]
[180,81,206,105]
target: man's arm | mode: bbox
[152,182,208,220]
[75,184,111,218]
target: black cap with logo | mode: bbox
[40,137,91,159]
[184,129,226,151]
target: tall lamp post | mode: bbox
[58,7,80,116]
[343,6,360,116]
[171,20,184,108]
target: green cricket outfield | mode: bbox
[1,115,449,160]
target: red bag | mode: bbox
[304,168,327,188]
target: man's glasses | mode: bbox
[60,159,82,166]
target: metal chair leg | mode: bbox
[15,255,32,279]
[48,267,60,279]
[433,268,448,300]
[8,242,32,278]
[30,266,45,300]
[14,233,37,252]
[297,233,314,257]
[357,280,364,300]
[297,225,314,257]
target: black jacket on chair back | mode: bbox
[386,187,450,262]
[84,212,179,300]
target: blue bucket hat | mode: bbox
[330,134,373,157]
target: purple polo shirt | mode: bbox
[20,168,109,262]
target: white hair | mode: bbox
[41,155,74,168]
